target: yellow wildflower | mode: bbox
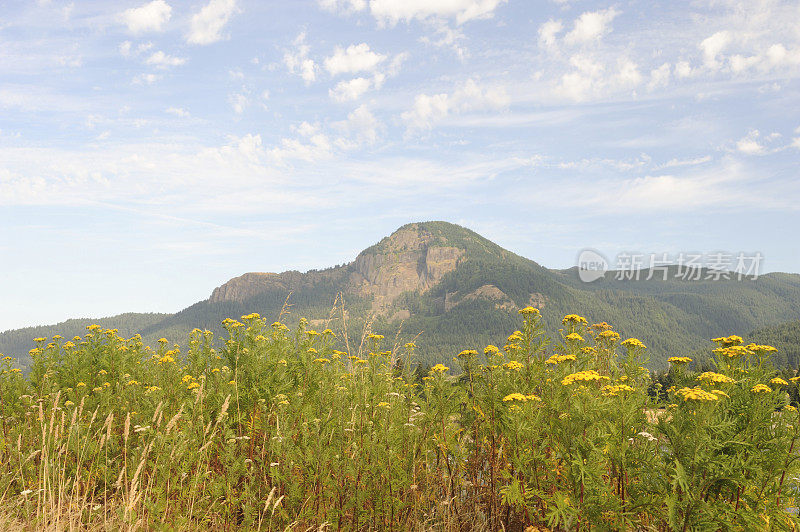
[565,332,584,342]
[668,356,692,365]
[676,387,719,402]
[562,370,609,386]
[519,306,540,316]
[503,392,527,402]
[751,384,772,394]
[771,377,789,386]
[562,314,587,326]
[621,338,646,349]
[696,372,734,385]
[504,361,524,371]
[430,363,449,374]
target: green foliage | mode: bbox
[1,310,799,529]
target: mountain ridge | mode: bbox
[3,221,800,369]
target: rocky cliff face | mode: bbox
[207,223,465,310]
[350,225,463,312]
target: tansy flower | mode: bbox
[314,358,330,364]
[504,361,524,371]
[602,384,636,397]
[545,354,576,365]
[565,333,584,343]
[711,389,730,399]
[367,333,383,340]
[676,387,719,402]
[771,377,789,386]
[562,370,609,386]
[459,349,479,358]
[562,314,587,326]
[621,338,646,349]
[430,363,449,374]
[696,372,734,385]
[518,306,540,316]
[187,382,200,390]
[503,392,527,402]
[404,342,417,349]
[598,330,620,341]
[712,335,743,347]
[483,346,499,356]
[377,402,390,408]
[668,356,692,365]
[751,384,772,394]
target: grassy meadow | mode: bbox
[1,308,799,530]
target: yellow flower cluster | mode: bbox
[562,370,609,386]
[545,354,576,365]
[518,307,540,316]
[771,377,789,386]
[314,358,330,364]
[696,372,734,385]
[502,392,541,402]
[459,349,479,357]
[621,338,646,349]
[714,345,753,358]
[668,356,692,364]
[504,361,524,371]
[712,335,743,347]
[565,333,584,342]
[597,330,620,341]
[241,313,261,320]
[430,364,449,374]
[601,384,635,397]
[562,314,588,326]
[676,387,719,402]
[751,384,772,394]
[483,346,499,356]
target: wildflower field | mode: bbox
[1,308,799,531]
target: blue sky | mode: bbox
[1,0,799,331]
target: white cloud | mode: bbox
[119,41,132,57]
[120,0,172,34]
[229,93,249,114]
[657,155,712,169]
[318,0,367,13]
[538,19,563,49]
[736,130,766,155]
[674,61,694,79]
[334,104,382,145]
[647,62,670,91]
[700,31,731,70]
[187,0,239,45]
[270,122,333,163]
[564,8,618,45]
[324,43,386,75]
[165,107,190,117]
[557,55,642,102]
[284,32,318,84]
[145,50,186,69]
[133,73,161,85]
[792,137,800,150]
[329,77,373,102]
[368,0,506,25]
[402,78,509,131]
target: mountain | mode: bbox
[3,221,800,370]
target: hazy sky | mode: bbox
[1,0,799,331]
